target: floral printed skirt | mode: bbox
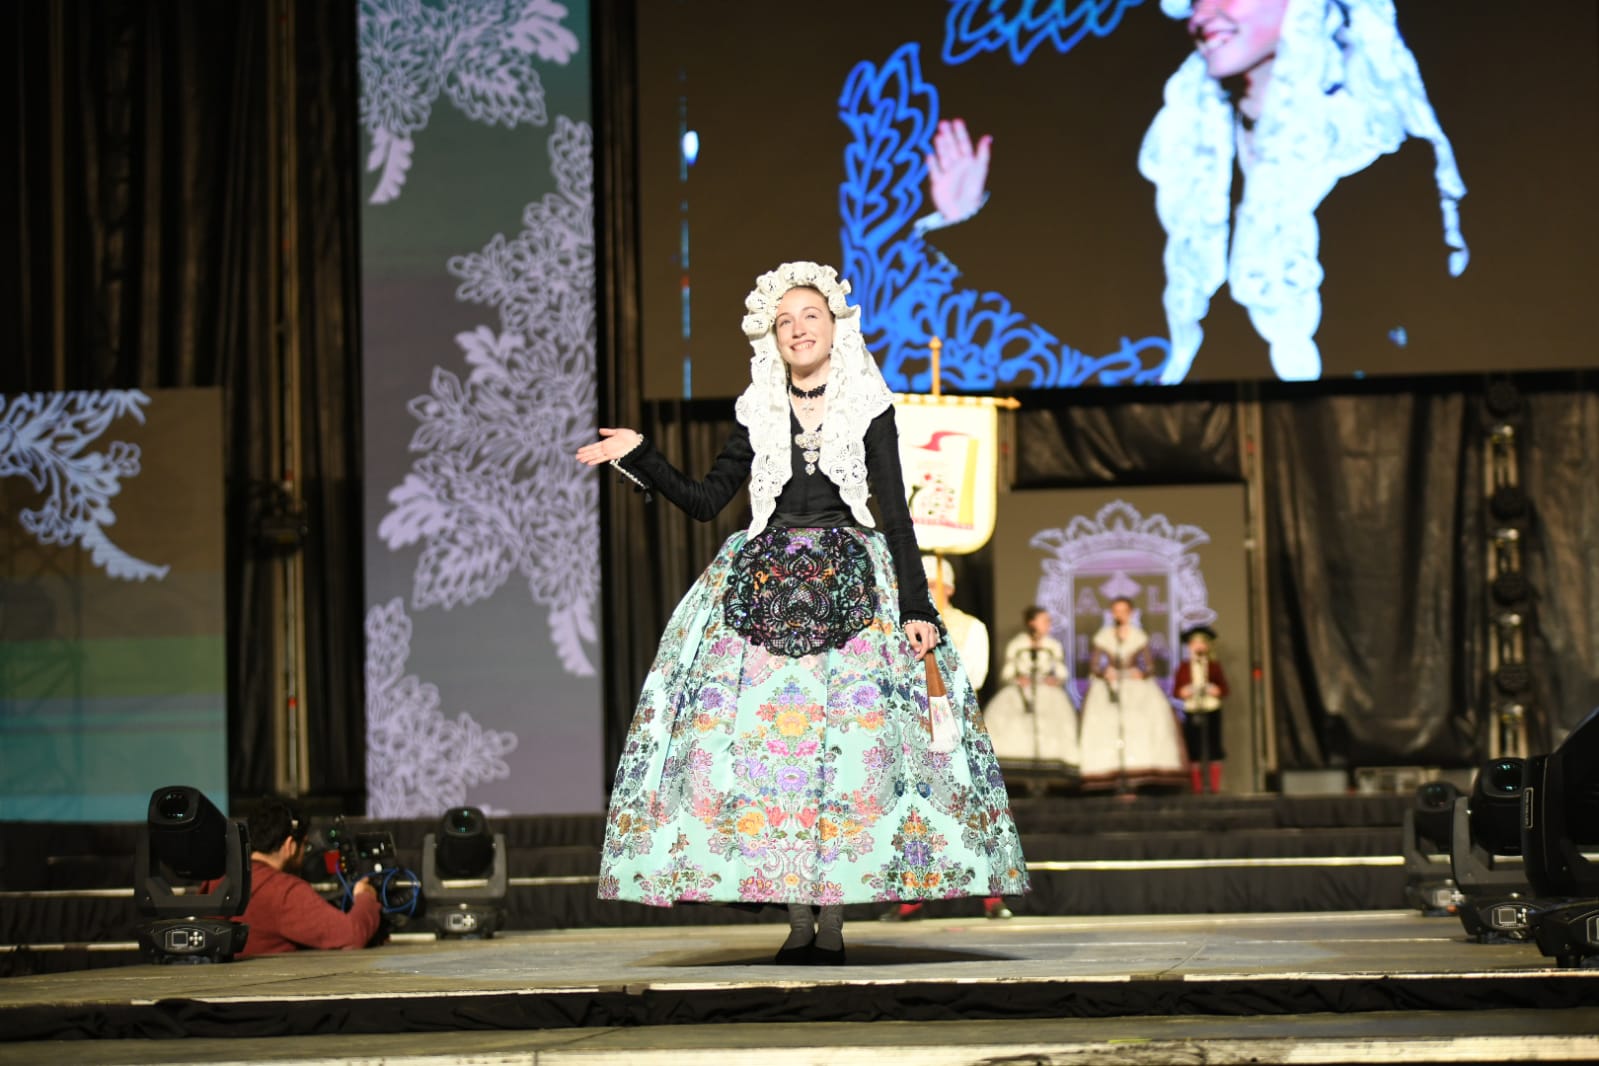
[599,528,1029,906]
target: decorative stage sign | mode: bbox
[0,388,227,821]
[359,0,602,815]
[637,0,1599,395]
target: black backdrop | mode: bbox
[6,2,1596,811]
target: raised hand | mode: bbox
[576,427,643,466]
[926,118,992,224]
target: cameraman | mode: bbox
[227,798,381,958]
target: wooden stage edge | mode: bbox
[2,911,1598,1064]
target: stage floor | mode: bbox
[4,911,1598,1062]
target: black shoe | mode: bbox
[774,942,813,965]
[808,943,846,966]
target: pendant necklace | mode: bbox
[789,381,826,476]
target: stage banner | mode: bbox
[893,396,999,555]
[358,1,601,815]
[0,389,227,821]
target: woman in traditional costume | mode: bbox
[1076,597,1187,789]
[982,607,1080,775]
[577,262,1027,965]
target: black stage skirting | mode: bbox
[7,973,1597,1043]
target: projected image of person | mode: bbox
[925,0,1467,384]
[982,606,1080,775]
[577,262,1027,966]
[1077,597,1187,789]
[1139,0,1469,382]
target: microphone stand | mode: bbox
[1114,632,1130,796]
[1024,646,1042,767]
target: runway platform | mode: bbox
[3,911,1598,1063]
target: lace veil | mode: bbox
[735,261,895,538]
[1139,0,1468,383]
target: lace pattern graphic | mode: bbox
[838,45,1171,391]
[0,391,169,581]
[365,597,518,818]
[377,117,599,676]
[359,0,579,203]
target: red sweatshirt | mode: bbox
[224,859,382,958]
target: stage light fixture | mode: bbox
[1494,663,1532,697]
[1491,571,1529,607]
[421,806,507,939]
[1483,379,1523,419]
[1523,707,1599,966]
[1452,758,1539,943]
[1489,485,1529,522]
[134,786,251,963]
[1402,781,1461,916]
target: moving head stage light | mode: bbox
[134,786,251,963]
[1522,707,1599,967]
[1403,780,1460,916]
[1452,758,1537,943]
[422,806,507,939]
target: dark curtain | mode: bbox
[1261,385,1484,767]
[1518,383,1599,751]
[1011,385,1241,487]
[6,1,366,804]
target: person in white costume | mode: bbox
[982,606,1080,773]
[1077,597,1187,790]
[923,555,990,690]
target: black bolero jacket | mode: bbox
[613,407,940,628]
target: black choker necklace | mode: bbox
[788,381,826,399]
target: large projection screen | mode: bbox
[637,0,1599,397]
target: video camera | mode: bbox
[321,818,418,929]
[326,819,400,881]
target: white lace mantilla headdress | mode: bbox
[735,261,895,538]
[1139,0,1468,383]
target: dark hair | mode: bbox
[1023,605,1047,625]
[1111,597,1134,609]
[248,798,306,854]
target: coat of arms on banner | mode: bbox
[894,397,998,555]
[1030,500,1216,708]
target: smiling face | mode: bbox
[773,286,835,378]
[1110,599,1134,625]
[1188,0,1289,80]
